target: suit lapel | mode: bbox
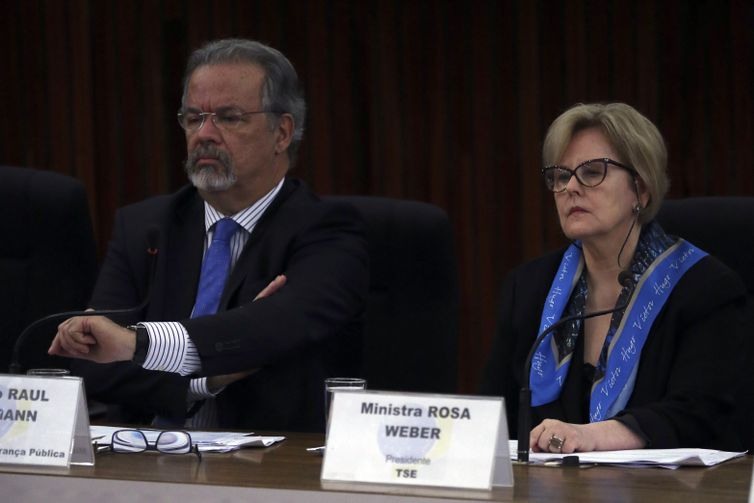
[219,178,302,309]
[163,189,205,320]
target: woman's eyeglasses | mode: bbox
[541,158,637,193]
[95,429,202,461]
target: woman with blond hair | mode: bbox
[481,103,748,453]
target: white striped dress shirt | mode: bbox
[138,179,284,404]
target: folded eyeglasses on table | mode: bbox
[94,429,202,461]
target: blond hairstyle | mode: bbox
[542,103,669,224]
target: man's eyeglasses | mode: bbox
[541,158,637,193]
[95,429,202,461]
[177,109,281,133]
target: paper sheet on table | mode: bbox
[91,425,285,453]
[508,440,745,468]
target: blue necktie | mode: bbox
[151,218,240,429]
[192,218,240,317]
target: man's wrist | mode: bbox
[126,324,150,365]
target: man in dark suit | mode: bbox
[49,39,369,432]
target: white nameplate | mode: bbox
[322,390,512,490]
[0,374,93,467]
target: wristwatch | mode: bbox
[127,324,150,365]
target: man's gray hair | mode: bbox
[182,38,306,163]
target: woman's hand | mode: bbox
[530,418,646,453]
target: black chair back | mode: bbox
[327,196,459,394]
[0,166,98,371]
[656,197,754,295]
[657,196,754,451]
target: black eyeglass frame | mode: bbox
[541,158,638,193]
[94,429,202,461]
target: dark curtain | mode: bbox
[1,0,752,392]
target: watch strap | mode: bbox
[127,324,150,366]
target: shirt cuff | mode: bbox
[140,322,201,376]
[187,377,221,400]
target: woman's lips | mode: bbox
[568,206,587,215]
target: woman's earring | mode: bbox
[632,203,642,214]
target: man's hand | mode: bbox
[48,275,288,368]
[48,315,136,363]
[207,369,259,393]
[254,274,287,300]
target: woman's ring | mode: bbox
[549,434,565,453]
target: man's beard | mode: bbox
[184,145,237,192]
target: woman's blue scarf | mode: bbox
[530,221,707,421]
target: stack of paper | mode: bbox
[508,440,746,469]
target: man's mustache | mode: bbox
[185,146,232,171]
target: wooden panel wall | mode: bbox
[1,0,752,392]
